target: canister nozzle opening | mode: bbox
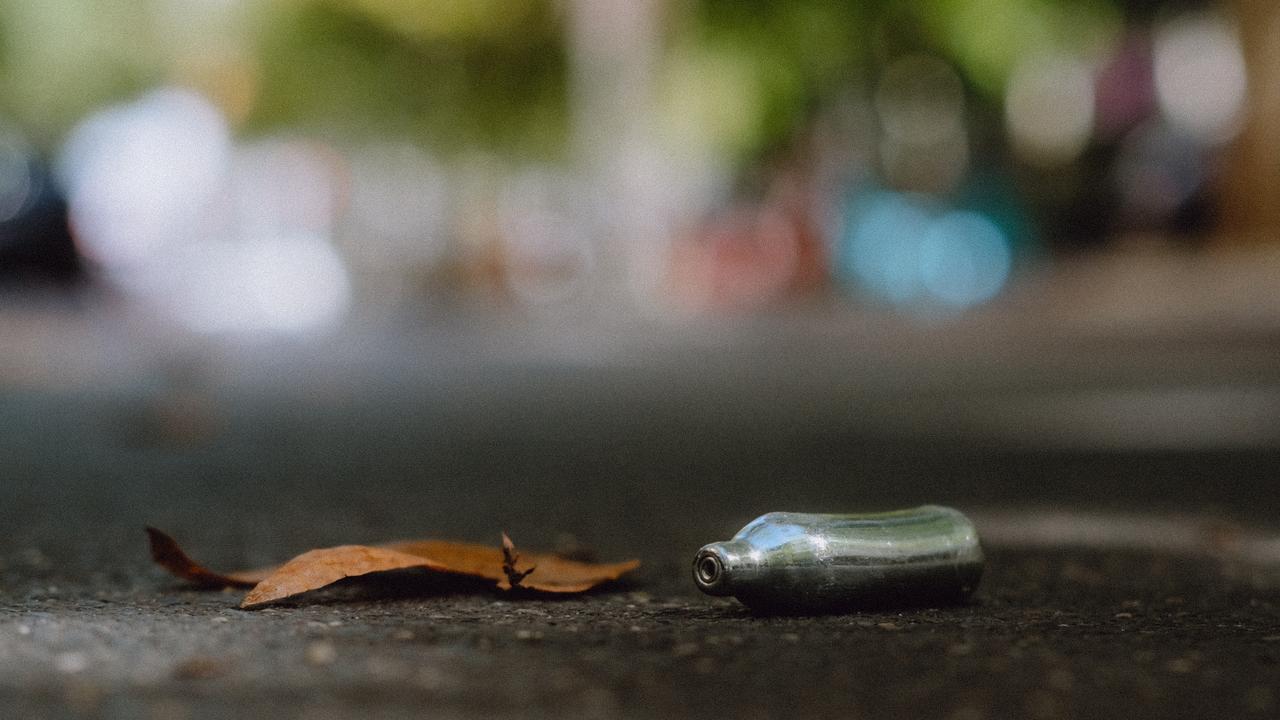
[693,547,729,595]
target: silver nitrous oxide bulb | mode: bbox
[693,505,984,612]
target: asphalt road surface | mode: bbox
[3,309,1279,719]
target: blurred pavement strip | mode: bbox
[972,509,1280,567]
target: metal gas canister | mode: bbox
[692,505,983,611]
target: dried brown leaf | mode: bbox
[146,527,271,588]
[146,529,641,608]
[501,531,535,588]
[241,545,452,608]
[383,538,640,592]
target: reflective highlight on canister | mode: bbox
[693,506,984,611]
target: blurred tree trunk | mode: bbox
[568,0,669,304]
[1221,0,1280,241]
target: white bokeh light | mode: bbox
[232,139,342,240]
[56,88,352,336]
[241,233,351,333]
[1153,13,1247,143]
[1005,54,1096,165]
[58,88,231,269]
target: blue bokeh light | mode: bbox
[919,211,1012,307]
[842,191,1013,309]
[846,191,931,303]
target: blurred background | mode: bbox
[7,6,1280,715]
[4,0,1280,480]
